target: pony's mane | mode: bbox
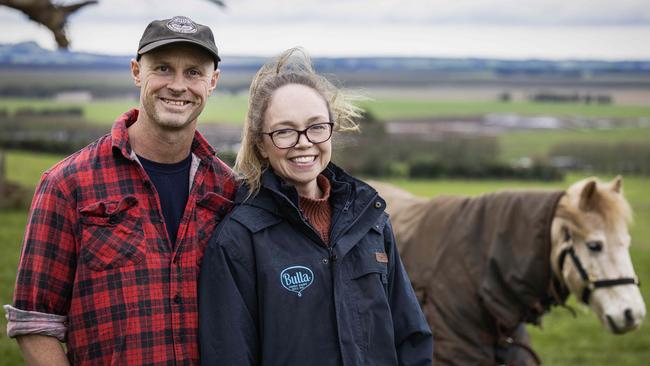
[556,181,633,237]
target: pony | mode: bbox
[371,176,645,365]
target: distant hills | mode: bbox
[2,41,650,77]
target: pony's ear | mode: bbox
[579,179,597,210]
[611,175,623,194]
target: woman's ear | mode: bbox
[257,141,269,159]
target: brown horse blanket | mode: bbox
[387,190,564,365]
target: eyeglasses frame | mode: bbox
[261,122,335,149]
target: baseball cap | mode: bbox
[137,16,220,66]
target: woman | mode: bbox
[199,48,432,365]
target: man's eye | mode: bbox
[188,69,201,77]
[156,66,169,72]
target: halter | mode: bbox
[558,246,640,304]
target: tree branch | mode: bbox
[0,0,98,48]
[0,0,226,49]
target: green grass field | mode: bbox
[1,150,649,365]
[0,95,249,125]
[2,96,650,125]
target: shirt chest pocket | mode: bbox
[79,196,146,271]
[194,192,234,266]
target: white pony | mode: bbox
[372,176,645,365]
[552,177,645,333]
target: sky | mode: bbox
[1,0,650,60]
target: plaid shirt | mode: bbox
[10,109,237,365]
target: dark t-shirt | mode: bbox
[138,153,192,246]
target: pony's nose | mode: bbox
[605,307,643,334]
[624,308,634,326]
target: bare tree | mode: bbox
[0,0,226,49]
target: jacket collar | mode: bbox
[234,163,385,257]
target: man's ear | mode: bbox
[131,59,142,86]
[209,68,220,94]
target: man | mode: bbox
[4,16,237,365]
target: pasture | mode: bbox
[2,95,650,125]
[0,150,648,365]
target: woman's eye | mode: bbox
[274,130,294,137]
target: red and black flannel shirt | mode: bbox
[12,109,237,365]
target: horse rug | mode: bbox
[389,190,564,365]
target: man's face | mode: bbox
[131,43,218,131]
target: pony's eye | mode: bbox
[586,241,603,252]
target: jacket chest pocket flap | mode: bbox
[348,249,389,285]
[79,196,146,271]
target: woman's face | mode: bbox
[259,83,332,198]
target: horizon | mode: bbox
[3,40,650,63]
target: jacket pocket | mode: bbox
[348,249,389,285]
[347,248,393,361]
[79,196,146,271]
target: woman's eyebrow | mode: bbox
[269,116,328,129]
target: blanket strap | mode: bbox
[502,336,542,366]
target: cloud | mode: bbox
[2,0,650,58]
[67,0,650,27]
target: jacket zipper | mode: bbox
[329,192,378,246]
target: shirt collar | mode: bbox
[111,108,217,162]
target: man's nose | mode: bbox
[167,72,188,93]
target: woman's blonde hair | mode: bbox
[234,47,362,198]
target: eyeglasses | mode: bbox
[262,122,334,149]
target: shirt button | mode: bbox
[173,294,182,304]
[322,258,329,264]
[374,201,382,208]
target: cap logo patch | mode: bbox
[280,265,314,297]
[167,16,198,34]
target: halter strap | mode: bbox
[558,246,640,304]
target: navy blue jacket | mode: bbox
[199,164,433,365]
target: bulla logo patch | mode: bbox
[280,265,314,297]
[167,16,198,34]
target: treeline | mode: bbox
[0,118,105,154]
[332,113,563,181]
[550,142,650,175]
[528,92,612,104]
